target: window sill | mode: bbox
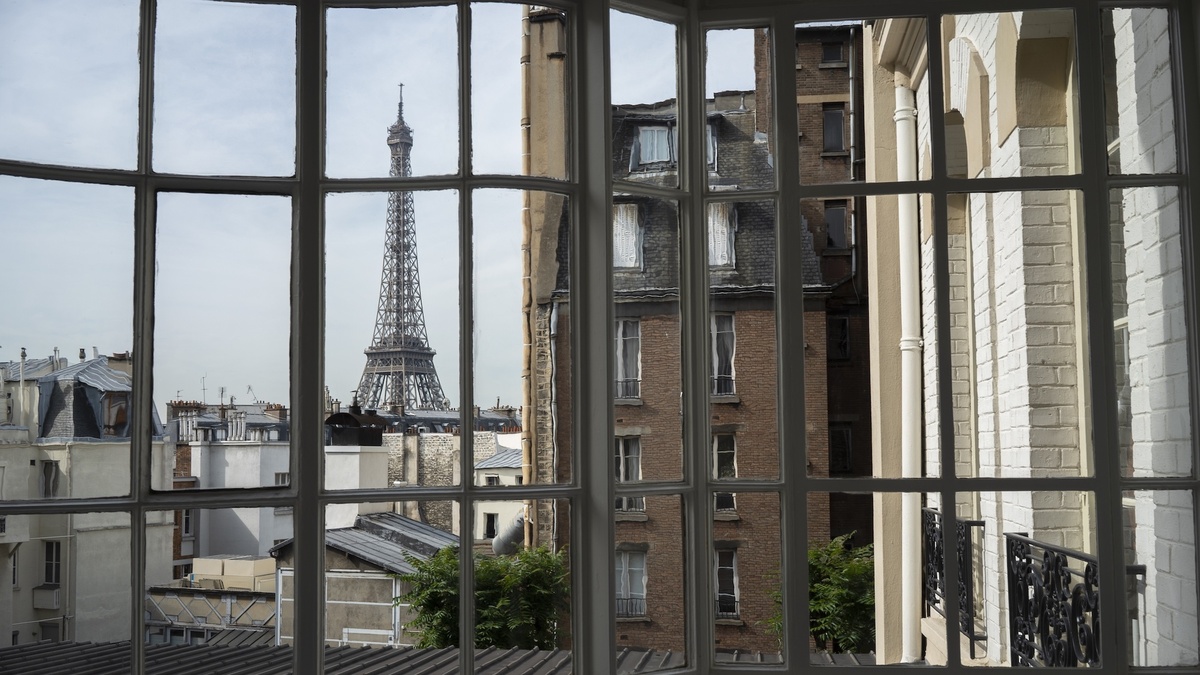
[614,398,643,406]
[715,618,744,626]
[615,512,648,522]
[616,616,651,624]
[710,394,740,404]
[714,511,740,522]
[819,61,849,69]
[820,150,850,158]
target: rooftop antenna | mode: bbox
[219,386,227,407]
[201,375,207,404]
[247,385,260,404]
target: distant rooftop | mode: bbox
[0,642,847,675]
[476,447,522,469]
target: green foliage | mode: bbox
[396,545,570,650]
[808,533,875,653]
[763,533,876,653]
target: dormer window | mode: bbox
[637,126,672,164]
[630,123,716,170]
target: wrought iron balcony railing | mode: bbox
[922,507,987,659]
[715,598,739,619]
[1005,532,1146,667]
[615,379,641,399]
[616,597,647,618]
[615,496,645,512]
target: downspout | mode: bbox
[894,83,923,663]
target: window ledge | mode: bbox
[615,512,648,522]
[819,61,848,69]
[821,150,850,158]
[614,398,643,406]
[616,616,651,624]
[715,618,744,626]
[714,511,740,522]
[710,394,740,404]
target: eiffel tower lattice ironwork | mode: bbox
[357,86,448,412]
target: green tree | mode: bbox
[764,533,876,653]
[396,545,569,650]
[808,533,875,653]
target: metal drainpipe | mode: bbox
[894,82,924,663]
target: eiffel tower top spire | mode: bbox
[356,86,449,412]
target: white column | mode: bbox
[894,83,923,663]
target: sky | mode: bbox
[0,0,753,415]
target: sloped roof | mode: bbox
[476,447,522,469]
[1,357,61,381]
[271,512,458,575]
[0,642,820,675]
[37,356,132,392]
[205,629,276,647]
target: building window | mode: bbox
[825,200,848,249]
[715,549,739,618]
[636,125,672,164]
[822,41,845,63]
[612,202,642,269]
[614,437,643,512]
[823,103,845,152]
[830,424,853,474]
[713,434,736,511]
[615,319,641,399]
[707,202,737,267]
[274,472,290,486]
[484,474,501,486]
[711,314,736,395]
[180,509,194,538]
[484,513,498,539]
[39,461,60,499]
[11,554,16,588]
[615,551,647,617]
[101,392,129,436]
[829,315,851,360]
[43,541,61,585]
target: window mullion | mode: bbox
[681,5,712,670]
[294,1,326,673]
[1076,4,1131,669]
[457,3,476,672]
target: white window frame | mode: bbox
[39,460,60,499]
[614,437,644,512]
[44,541,61,585]
[612,201,642,269]
[615,318,641,399]
[707,201,737,267]
[714,549,739,619]
[710,313,736,395]
[636,125,672,164]
[0,2,1193,673]
[615,550,647,617]
[713,433,736,511]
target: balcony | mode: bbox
[715,598,739,620]
[616,597,647,618]
[922,508,987,660]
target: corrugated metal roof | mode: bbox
[272,512,458,574]
[475,448,522,469]
[39,357,132,392]
[1,357,60,381]
[206,629,276,647]
[0,642,865,674]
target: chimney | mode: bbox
[108,352,133,376]
[265,403,288,422]
[79,348,86,362]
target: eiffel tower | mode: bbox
[356,86,449,412]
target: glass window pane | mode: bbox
[0,177,141,497]
[326,190,461,488]
[706,27,773,191]
[613,198,682,483]
[1103,8,1178,175]
[3,511,133,646]
[709,199,777,481]
[326,6,460,178]
[615,494,687,670]
[938,11,1080,180]
[1111,187,1192,478]
[474,189,570,486]
[611,10,679,189]
[155,193,291,490]
[1123,491,1198,667]
[0,0,139,169]
[153,0,296,176]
